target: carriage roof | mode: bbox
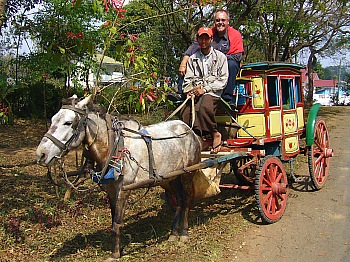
[241,61,305,71]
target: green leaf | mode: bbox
[58,46,66,54]
[110,27,117,34]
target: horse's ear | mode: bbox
[62,94,79,105]
[76,94,94,109]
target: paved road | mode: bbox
[233,106,350,262]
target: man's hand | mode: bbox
[179,65,187,76]
[188,84,205,97]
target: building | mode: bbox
[300,68,349,106]
[69,54,125,89]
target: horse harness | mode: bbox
[44,104,165,188]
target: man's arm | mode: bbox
[178,42,200,76]
[179,55,189,76]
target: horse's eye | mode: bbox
[64,121,73,126]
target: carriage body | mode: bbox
[204,62,334,223]
[216,62,306,161]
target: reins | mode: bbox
[165,95,196,129]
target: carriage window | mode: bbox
[295,77,302,103]
[237,83,247,105]
[267,76,279,107]
[281,78,294,109]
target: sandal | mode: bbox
[210,141,223,154]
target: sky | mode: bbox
[297,48,349,68]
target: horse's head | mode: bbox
[36,95,94,166]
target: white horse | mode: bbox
[35,95,202,259]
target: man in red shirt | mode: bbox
[179,10,244,103]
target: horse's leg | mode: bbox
[168,177,184,241]
[179,173,194,242]
[105,181,130,259]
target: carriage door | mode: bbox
[281,77,299,155]
[281,78,295,110]
[267,76,282,137]
[251,77,264,108]
[295,76,305,130]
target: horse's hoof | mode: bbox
[168,235,178,242]
[179,235,189,242]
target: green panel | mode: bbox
[306,103,321,146]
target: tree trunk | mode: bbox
[0,0,7,30]
[306,52,317,108]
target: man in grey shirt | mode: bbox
[181,27,228,153]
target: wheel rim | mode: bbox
[231,157,256,185]
[308,119,331,189]
[256,156,288,223]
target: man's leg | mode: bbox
[221,59,240,102]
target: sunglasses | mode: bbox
[215,18,227,22]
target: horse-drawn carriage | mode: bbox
[204,61,333,223]
[36,61,333,258]
[161,61,333,223]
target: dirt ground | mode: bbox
[0,106,349,261]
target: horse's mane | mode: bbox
[61,96,107,118]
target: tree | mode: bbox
[303,0,350,106]
[0,0,7,29]
[0,0,43,30]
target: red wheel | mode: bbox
[308,117,332,190]
[231,157,257,185]
[255,156,289,223]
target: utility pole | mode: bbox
[337,59,342,104]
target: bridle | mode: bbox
[44,104,100,190]
[44,105,90,162]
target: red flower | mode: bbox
[117,14,126,19]
[129,34,138,42]
[146,94,154,101]
[76,32,84,38]
[149,92,157,100]
[103,0,127,13]
[151,72,157,79]
[139,92,144,103]
[67,32,76,40]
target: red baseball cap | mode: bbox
[197,27,213,37]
